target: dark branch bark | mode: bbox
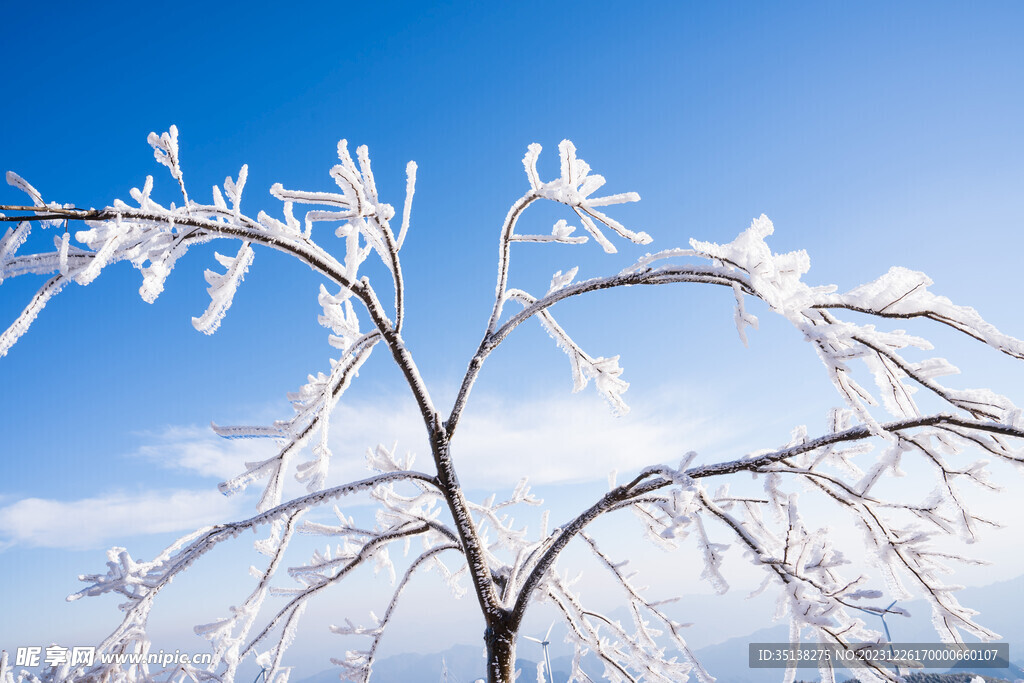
[811,301,1024,360]
[687,413,1024,480]
[446,266,754,437]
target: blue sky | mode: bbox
[3,1,1024,678]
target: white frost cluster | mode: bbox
[518,140,649,253]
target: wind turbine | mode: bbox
[850,599,905,676]
[524,621,556,682]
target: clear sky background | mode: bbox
[3,1,1024,679]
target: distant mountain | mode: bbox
[296,574,1024,682]
[299,645,466,682]
[944,654,1024,682]
[298,643,541,683]
[683,574,1024,683]
[691,623,790,683]
[815,675,1020,683]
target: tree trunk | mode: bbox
[484,623,517,683]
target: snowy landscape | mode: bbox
[3,3,1024,683]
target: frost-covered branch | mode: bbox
[241,523,432,663]
[197,514,302,682]
[508,464,693,632]
[505,289,629,415]
[502,404,1024,679]
[578,533,711,683]
[62,470,437,682]
[5,130,1024,683]
[688,414,1024,479]
[216,331,382,509]
[329,543,461,683]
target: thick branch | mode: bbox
[0,204,381,319]
[447,265,754,436]
[507,471,676,632]
[811,301,1024,361]
[687,413,1024,480]
[509,413,1024,632]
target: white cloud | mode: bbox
[445,393,724,489]
[129,386,736,493]
[4,386,1023,590]
[0,489,246,551]
[309,388,737,491]
[0,385,753,553]
[134,424,278,480]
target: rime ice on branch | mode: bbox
[2,129,1024,683]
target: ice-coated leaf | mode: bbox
[547,266,578,294]
[148,125,183,181]
[5,171,45,206]
[0,274,66,359]
[520,140,647,252]
[397,160,417,249]
[192,242,255,334]
[0,221,31,284]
